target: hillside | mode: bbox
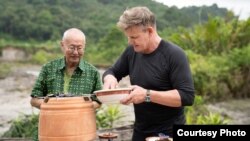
[0,0,230,42]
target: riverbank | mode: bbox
[207,99,250,124]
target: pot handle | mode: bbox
[83,96,91,101]
[44,96,50,103]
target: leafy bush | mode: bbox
[31,50,61,65]
[186,50,230,100]
[2,114,38,138]
[85,26,127,66]
[185,96,230,124]
[225,45,250,98]
[96,105,125,129]
[185,44,250,101]
[168,17,250,55]
[195,112,230,124]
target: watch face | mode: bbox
[145,96,150,102]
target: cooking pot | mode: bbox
[39,96,96,141]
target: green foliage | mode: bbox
[85,26,127,66]
[185,95,205,124]
[186,50,230,100]
[168,17,250,55]
[31,50,48,64]
[2,114,38,138]
[228,45,250,69]
[185,96,230,124]
[168,17,250,100]
[195,112,230,125]
[96,105,125,129]
[185,45,250,101]
[31,50,62,65]
[224,45,250,98]
[0,0,229,42]
[0,39,60,53]
[162,4,231,28]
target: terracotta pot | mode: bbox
[39,97,96,141]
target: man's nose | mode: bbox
[72,48,78,54]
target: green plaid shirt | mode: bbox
[31,57,102,101]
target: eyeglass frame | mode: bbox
[66,45,85,54]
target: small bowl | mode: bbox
[94,88,132,104]
[98,132,118,139]
[146,137,172,141]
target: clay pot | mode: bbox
[39,97,96,141]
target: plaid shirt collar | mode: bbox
[58,57,85,72]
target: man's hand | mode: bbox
[30,97,44,109]
[103,74,118,89]
[120,85,147,105]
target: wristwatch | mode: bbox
[145,89,151,102]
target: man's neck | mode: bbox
[66,63,78,76]
[145,35,161,54]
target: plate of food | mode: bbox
[93,88,132,104]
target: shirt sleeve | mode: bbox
[31,65,47,97]
[169,47,195,106]
[102,47,130,82]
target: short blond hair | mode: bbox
[117,6,156,30]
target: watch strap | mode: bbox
[145,89,151,102]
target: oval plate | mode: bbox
[93,88,132,96]
[94,88,132,104]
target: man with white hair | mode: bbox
[30,28,102,141]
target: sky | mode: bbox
[154,0,250,20]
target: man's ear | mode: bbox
[147,26,154,35]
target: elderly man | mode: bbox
[30,28,102,141]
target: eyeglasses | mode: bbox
[67,45,84,54]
